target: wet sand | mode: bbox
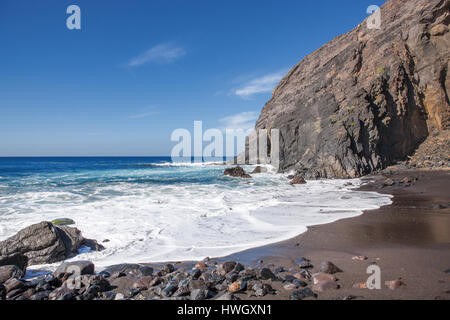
[217,169,450,300]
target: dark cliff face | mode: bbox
[255,0,449,178]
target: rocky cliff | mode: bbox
[255,0,449,178]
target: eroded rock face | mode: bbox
[255,0,449,178]
[0,222,104,265]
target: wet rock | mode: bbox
[283,283,297,290]
[383,178,395,187]
[228,280,247,293]
[223,166,251,179]
[190,288,212,300]
[290,174,307,185]
[194,262,207,270]
[161,283,178,297]
[385,279,405,290]
[352,256,368,261]
[296,257,313,269]
[0,253,28,272]
[3,278,25,294]
[102,264,153,277]
[312,273,337,284]
[132,276,153,290]
[239,268,257,281]
[252,282,271,297]
[0,221,104,265]
[0,284,6,300]
[293,279,308,288]
[31,290,51,301]
[226,272,239,283]
[232,263,245,273]
[114,293,125,300]
[259,268,277,280]
[313,279,339,292]
[163,264,175,273]
[6,287,25,300]
[55,261,95,276]
[274,266,285,274]
[293,269,312,280]
[290,288,316,300]
[214,292,238,300]
[318,261,342,274]
[0,265,23,284]
[217,261,237,275]
[173,285,190,297]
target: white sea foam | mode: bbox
[0,166,392,270]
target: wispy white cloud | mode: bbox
[219,111,259,132]
[128,107,159,119]
[234,70,286,99]
[127,43,186,67]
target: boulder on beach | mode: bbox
[0,265,24,284]
[0,221,105,266]
[318,261,342,274]
[223,166,251,179]
[0,252,28,273]
[55,261,95,276]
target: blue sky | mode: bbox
[0,0,384,156]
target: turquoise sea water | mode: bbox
[0,157,392,268]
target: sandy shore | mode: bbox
[212,169,450,300]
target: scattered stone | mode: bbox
[290,288,316,300]
[190,288,211,300]
[163,263,175,273]
[283,283,297,290]
[0,253,28,272]
[259,268,277,280]
[313,279,339,292]
[296,257,313,269]
[0,265,23,284]
[383,178,395,186]
[55,261,95,276]
[217,261,237,275]
[353,282,367,289]
[290,174,307,185]
[115,293,125,300]
[223,166,251,179]
[228,280,247,293]
[318,261,342,274]
[312,273,336,284]
[385,279,405,290]
[352,256,368,261]
[194,262,207,270]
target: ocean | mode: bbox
[0,157,392,269]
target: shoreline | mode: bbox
[214,169,450,299]
[2,169,449,300]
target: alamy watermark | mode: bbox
[367,5,381,30]
[66,5,81,30]
[170,121,280,169]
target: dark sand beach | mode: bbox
[217,169,450,300]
